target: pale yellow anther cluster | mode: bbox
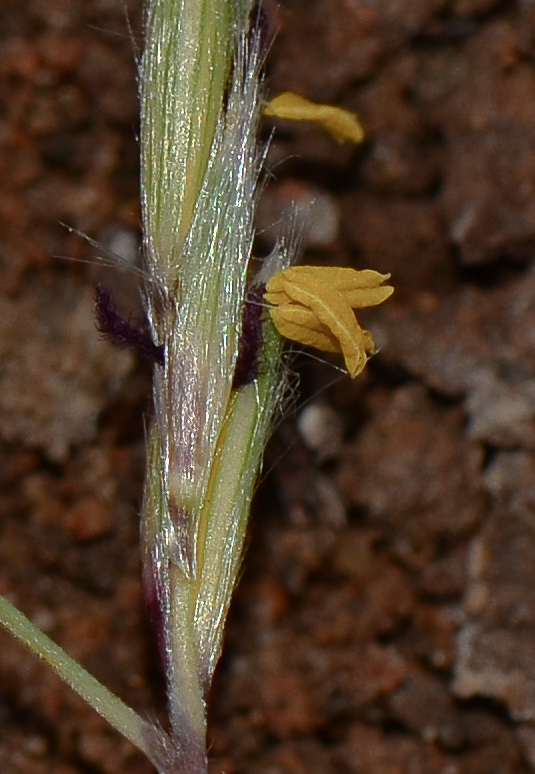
[264,266,393,377]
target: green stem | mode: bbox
[0,593,166,768]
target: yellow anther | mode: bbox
[265,266,393,377]
[264,92,364,144]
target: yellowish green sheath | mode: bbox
[139,0,290,768]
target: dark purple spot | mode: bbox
[249,3,271,52]
[95,284,164,366]
[141,560,167,676]
[233,283,265,389]
[168,497,196,577]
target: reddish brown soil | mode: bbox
[2,1,535,773]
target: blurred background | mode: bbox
[2,1,535,772]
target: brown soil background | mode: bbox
[2,1,535,772]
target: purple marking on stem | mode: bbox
[141,561,167,676]
[95,284,164,366]
[233,283,266,389]
[168,498,196,577]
